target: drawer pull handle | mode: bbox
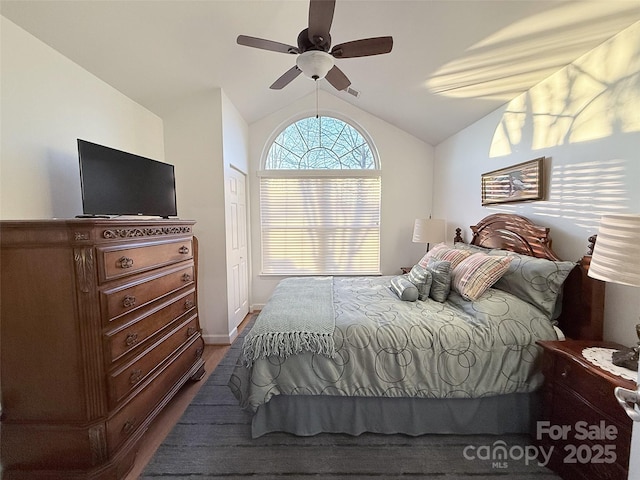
[561,367,569,378]
[118,256,134,269]
[196,347,204,359]
[129,369,143,385]
[187,326,197,337]
[125,332,138,346]
[122,295,136,308]
[179,246,189,255]
[122,418,136,435]
[182,273,192,282]
[185,299,194,310]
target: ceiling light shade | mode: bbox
[296,51,334,80]
[588,214,640,287]
[412,218,446,244]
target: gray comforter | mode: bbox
[229,276,558,412]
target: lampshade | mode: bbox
[588,214,640,287]
[296,51,334,80]
[412,218,446,244]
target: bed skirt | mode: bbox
[251,392,540,438]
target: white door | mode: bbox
[225,167,249,333]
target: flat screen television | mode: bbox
[78,139,177,218]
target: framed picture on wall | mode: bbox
[481,157,544,206]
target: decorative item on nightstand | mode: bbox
[412,218,445,252]
[588,214,640,371]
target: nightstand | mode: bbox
[536,340,636,480]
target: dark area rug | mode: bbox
[141,318,560,479]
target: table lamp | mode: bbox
[412,218,446,252]
[588,213,640,370]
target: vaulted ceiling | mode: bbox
[2,0,639,145]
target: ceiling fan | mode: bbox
[237,0,393,91]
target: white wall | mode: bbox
[222,91,249,175]
[249,89,435,307]
[433,22,640,344]
[162,89,229,344]
[0,17,164,219]
[221,90,250,336]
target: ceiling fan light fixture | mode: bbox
[296,50,334,80]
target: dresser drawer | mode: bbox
[98,238,193,283]
[105,289,196,363]
[553,355,631,427]
[108,314,200,407]
[101,264,194,322]
[106,335,204,452]
[551,385,631,480]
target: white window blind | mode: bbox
[260,174,381,275]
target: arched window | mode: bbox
[260,115,381,275]
[265,116,376,170]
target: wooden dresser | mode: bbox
[536,340,635,480]
[1,219,205,479]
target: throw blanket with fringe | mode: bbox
[241,277,336,367]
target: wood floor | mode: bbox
[124,313,252,480]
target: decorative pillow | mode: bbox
[389,275,419,302]
[451,253,513,301]
[453,242,491,254]
[408,264,432,301]
[426,259,452,302]
[418,243,471,270]
[488,250,576,319]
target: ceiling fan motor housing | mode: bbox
[298,28,331,52]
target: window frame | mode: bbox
[262,112,381,170]
[259,113,382,276]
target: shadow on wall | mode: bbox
[485,23,639,235]
[490,22,640,156]
[48,148,81,218]
[427,4,640,101]
[486,158,630,235]
[533,159,630,231]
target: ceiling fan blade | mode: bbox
[308,0,335,45]
[324,65,351,91]
[237,35,299,54]
[270,66,302,89]
[331,36,393,58]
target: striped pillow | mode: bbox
[453,242,491,254]
[451,253,513,301]
[418,243,471,270]
[408,264,432,301]
[390,275,419,301]
[426,259,452,302]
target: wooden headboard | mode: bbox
[454,213,604,341]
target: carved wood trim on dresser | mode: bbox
[1,219,205,479]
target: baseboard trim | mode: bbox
[203,331,235,345]
[202,311,258,345]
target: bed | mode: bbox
[229,213,604,438]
